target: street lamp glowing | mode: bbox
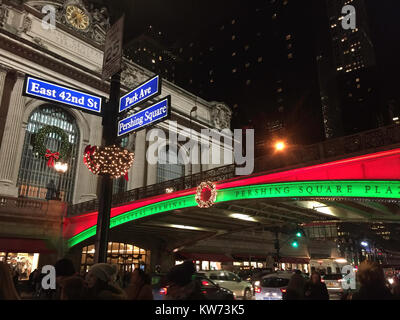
[275,141,286,151]
[54,162,68,173]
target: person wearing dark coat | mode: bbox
[351,260,393,300]
[283,273,306,300]
[304,271,329,300]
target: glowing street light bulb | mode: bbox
[54,162,68,173]
[275,141,286,151]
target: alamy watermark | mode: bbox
[342,5,356,30]
[41,5,56,30]
[145,121,254,176]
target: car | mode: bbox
[151,273,235,300]
[254,272,292,300]
[199,270,254,300]
[250,269,274,288]
[322,274,344,297]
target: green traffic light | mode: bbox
[291,241,299,248]
[296,232,302,238]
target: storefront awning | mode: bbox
[0,238,56,254]
[176,252,234,262]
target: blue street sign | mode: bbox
[23,75,104,115]
[119,75,161,113]
[118,96,171,137]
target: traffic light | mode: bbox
[296,231,302,238]
[291,240,299,248]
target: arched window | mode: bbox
[17,105,80,203]
[157,145,185,183]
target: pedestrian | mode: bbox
[60,276,87,300]
[125,269,153,300]
[351,260,393,300]
[0,262,20,300]
[164,261,205,300]
[85,263,127,300]
[304,271,329,300]
[284,273,306,300]
[45,180,57,200]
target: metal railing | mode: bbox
[67,164,235,216]
[67,124,400,217]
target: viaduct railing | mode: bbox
[67,124,400,217]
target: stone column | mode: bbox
[0,73,25,197]
[76,115,101,203]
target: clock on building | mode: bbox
[65,5,90,30]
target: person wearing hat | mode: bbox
[164,261,205,300]
[85,263,127,300]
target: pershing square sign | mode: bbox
[23,75,103,115]
[117,96,171,136]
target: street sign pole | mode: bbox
[94,15,124,264]
[94,72,121,264]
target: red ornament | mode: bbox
[195,181,217,208]
[45,149,60,168]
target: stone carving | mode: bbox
[0,4,9,27]
[210,102,232,130]
[18,14,32,34]
[121,61,152,89]
[24,0,110,45]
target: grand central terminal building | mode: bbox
[0,0,238,277]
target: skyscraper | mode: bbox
[317,0,381,138]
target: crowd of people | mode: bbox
[1,259,400,300]
[283,260,400,300]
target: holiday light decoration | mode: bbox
[83,144,134,179]
[195,181,217,208]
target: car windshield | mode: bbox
[261,277,290,288]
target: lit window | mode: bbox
[288,53,293,59]
[210,79,214,83]
[286,34,291,40]
[189,57,193,62]
[277,88,283,93]
[283,0,288,5]
[232,52,236,56]
[245,62,250,68]
[232,35,236,40]
[272,13,277,19]
[356,78,360,82]
[159,56,162,61]
[232,68,237,73]
[232,19,236,24]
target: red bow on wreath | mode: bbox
[45,149,59,168]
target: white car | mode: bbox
[199,271,254,300]
[254,272,293,300]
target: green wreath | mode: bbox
[32,125,72,160]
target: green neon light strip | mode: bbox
[68,180,400,247]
